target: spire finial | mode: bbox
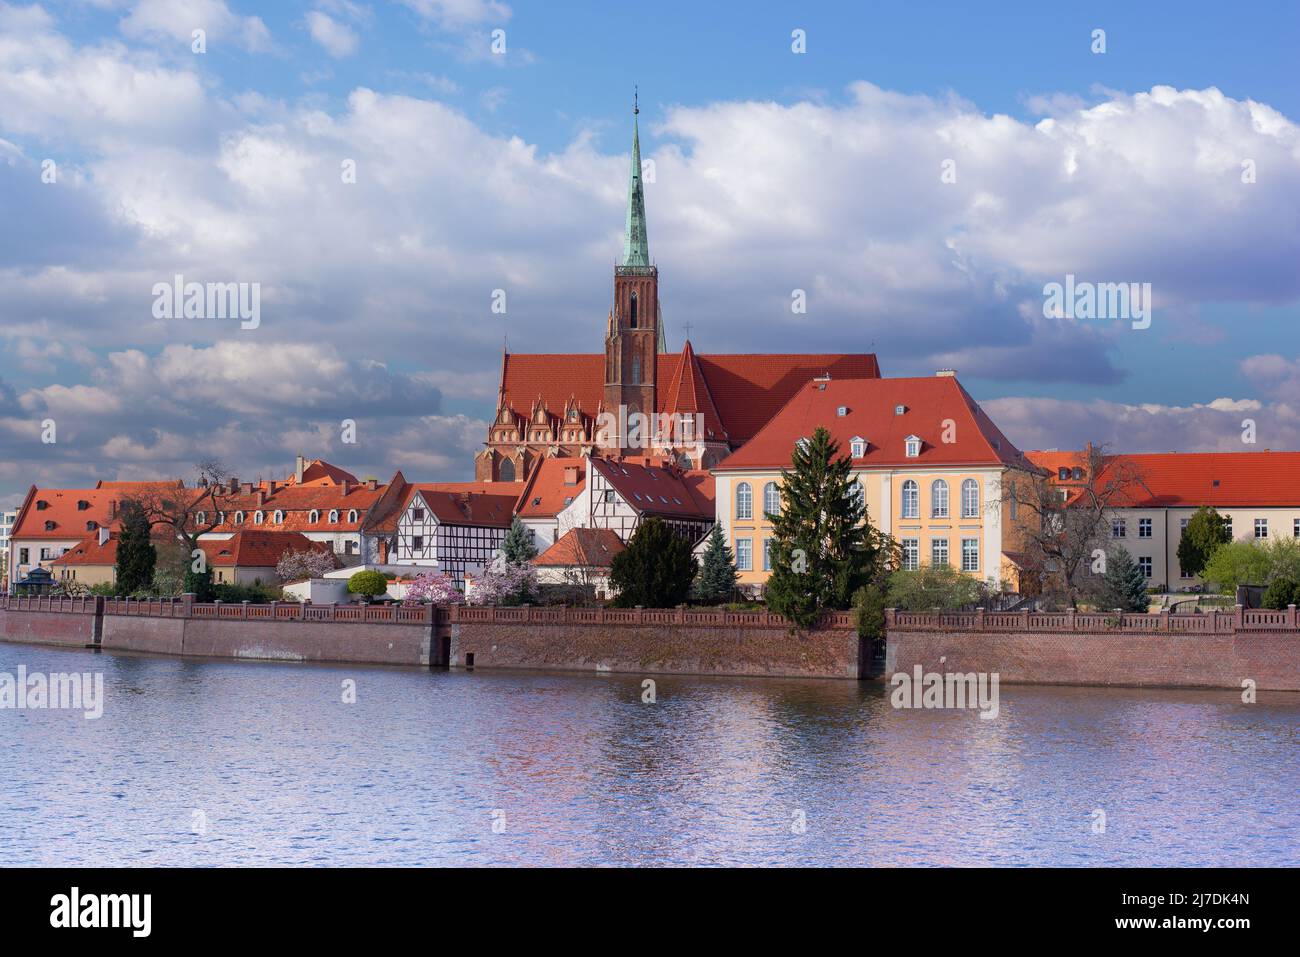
[634,85,639,115]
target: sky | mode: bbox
[1,0,1298,505]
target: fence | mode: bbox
[885,605,1300,634]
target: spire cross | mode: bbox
[634,85,639,115]
[683,321,693,339]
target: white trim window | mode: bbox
[1112,518,1126,538]
[961,479,979,519]
[1255,518,1268,539]
[347,509,358,524]
[1138,556,1153,578]
[233,511,245,525]
[931,479,949,519]
[1139,518,1152,538]
[905,435,921,458]
[901,538,919,571]
[763,482,781,518]
[961,537,979,572]
[850,436,866,458]
[931,538,949,568]
[901,480,919,519]
[309,509,319,524]
[328,509,339,524]
[762,538,772,572]
[253,510,264,525]
[736,482,753,521]
[735,537,753,571]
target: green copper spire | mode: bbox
[621,92,650,267]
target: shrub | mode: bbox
[276,548,336,583]
[469,563,538,606]
[212,582,277,604]
[1262,577,1298,610]
[852,582,888,640]
[885,564,983,612]
[347,570,390,599]
[402,572,463,605]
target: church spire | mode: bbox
[622,90,650,267]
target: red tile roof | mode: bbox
[288,459,359,486]
[532,527,625,568]
[592,457,715,519]
[1026,450,1300,507]
[409,484,517,527]
[12,488,124,540]
[714,375,1026,471]
[193,482,388,534]
[516,458,586,518]
[49,532,120,566]
[199,531,334,568]
[497,346,880,444]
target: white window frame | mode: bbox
[961,537,979,572]
[931,537,949,568]
[736,482,753,521]
[735,537,753,571]
[901,480,919,519]
[901,538,919,571]
[961,479,979,519]
[931,479,949,519]
[763,482,781,518]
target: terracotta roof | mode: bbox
[50,532,120,566]
[11,488,125,540]
[1026,450,1300,508]
[288,459,359,486]
[199,531,334,568]
[714,375,1026,472]
[410,485,517,527]
[496,347,880,444]
[532,527,625,568]
[192,481,388,534]
[591,457,715,519]
[516,458,586,518]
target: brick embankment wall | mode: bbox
[885,608,1300,691]
[449,608,861,679]
[0,608,95,647]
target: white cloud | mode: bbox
[305,10,358,58]
[120,0,272,53]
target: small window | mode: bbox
[44,520,56,531]
[412,535,423,550]
[36,500,48,511]
[1138,556,1153,578]
[735,538,752,571]
[564,496,573,506]
[1139,518,1152,538]
[413,508,425,521]
[961,537,979,572]
[347,509,358,523]
[1058,467,1070,481]
[1111,518,1126,538]
[196,511,206,526]
[894,405,906,415]
[1255,518,1268,539]
[77,500,90,511]
[905,435,921,458]
[86,520,98,531]
[1071,467,1084,480]
[931,538,949,568]
[850,437,865,458]
[328,509,339,523]
[309,509,319,524]
[271,510,282,524]
[901,538,919,570]
[836,406,849,417]
[234,511,245,524]
[253,510,264,524]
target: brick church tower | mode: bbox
[603,95,666,455]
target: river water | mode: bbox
[1,641,1296,867]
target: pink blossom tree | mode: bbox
[276,548,337,583]
[468,563,538,606]
[402,571,464,605]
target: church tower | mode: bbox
[604,94,664,455]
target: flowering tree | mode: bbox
[403,571,464,605]
[276,548,337,583]
[468,563,538,606]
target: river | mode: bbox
[1,641,1295,866]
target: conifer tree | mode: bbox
[114,500,156,595]
[765,427,885,628]
[692,525,738,604]
[610,517,697,608]
[501,516,538,565]
[1097,547,1150,612]
[1177,506,1232,578]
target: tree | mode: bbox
[276,548,337,583]
[1202,540,1273,589]
[1096,547,1150,612]
[403,571,463,605]
[501,517,538,565]
[1178,506,1232,578]
[764,427,888,628]
[468,563,537,606]
[609,517,697,608]
[885,565,984,612]
[114,500,156,594]
[347,570,389,600]
[1007,443,1150,605]
[1262,577,1298,610]
[691,525,738,604]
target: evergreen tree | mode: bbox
[501,516,538,565]
[114,500,156,594]
[1177,506,1232,578]
[1097,548,1150,612]
[765,427,884,628]
[692,525,738,604]
[609,517,697,608]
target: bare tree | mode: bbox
[122,460,239,592]
[1004,444,1149,606]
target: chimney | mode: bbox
[366,478,377,491]
[268,480,278,493]
[229,478,240,494]
[256,489,266,506]
[295,454,305,484]
[936,369,957,377]
[241,482,253,495]
[341,479,350,496]
[108,500,118,520]
[563,467,578,486]
[98,526,110,546]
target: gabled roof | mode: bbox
[11,487,124,540]
[496,348,880,446]
[591,457,715,519]
[532,527,625,568]
[50,531,120,566]
[1026,450,1300,508]
[289,459,359,486]
[199,531,334,568]
[516,458,586,519]
[196,481,388,534]
[714,375,1026,472]
[409,484,517,527]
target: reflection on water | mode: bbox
[1,642,1296,866]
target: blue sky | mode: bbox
[1,0,1298,500]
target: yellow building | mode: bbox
[711,372,1039,593]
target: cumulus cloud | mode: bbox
[120,0,272,53]
[305,10,359,58]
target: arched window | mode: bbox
[901,480,919,519]
[736,482,753,520]
[931,480,949,518]
[347,509,358,523]
[847,481,865,512]
[763,481,781,518]
[500,459,516,482]
[629,292,638,328]
[308,510,319,524]
[328,509,339,524]
[631,354,641,384]
[961,479,979,519]
[253,510,264,524]
[195,511,206,526]
[233,511,245,524]
[273,510,284,524]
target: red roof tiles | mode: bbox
[591,457,715,519]
[516,458,586,518]
[199,531,334,568]
[532,527,625,568]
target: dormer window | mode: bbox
[905,435,921,458]
[836,406,849,417]
[568,409,578,421]
[850,436,866,458]
[76,500,90,511]
[86,521,97,531]
[894,405,906,415]
[347,509,358,523]
[272,510,284,524]
[253,510,264,524]
[796,437,810,453]
[196,511,206,526]
[328,509,339,523]
[233,511,245,524]
[36,500,48,511]
[44,520,56,531]
[1058,467,1070,481]
[308,509,319,524]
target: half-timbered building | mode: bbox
[390,483,518,587]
